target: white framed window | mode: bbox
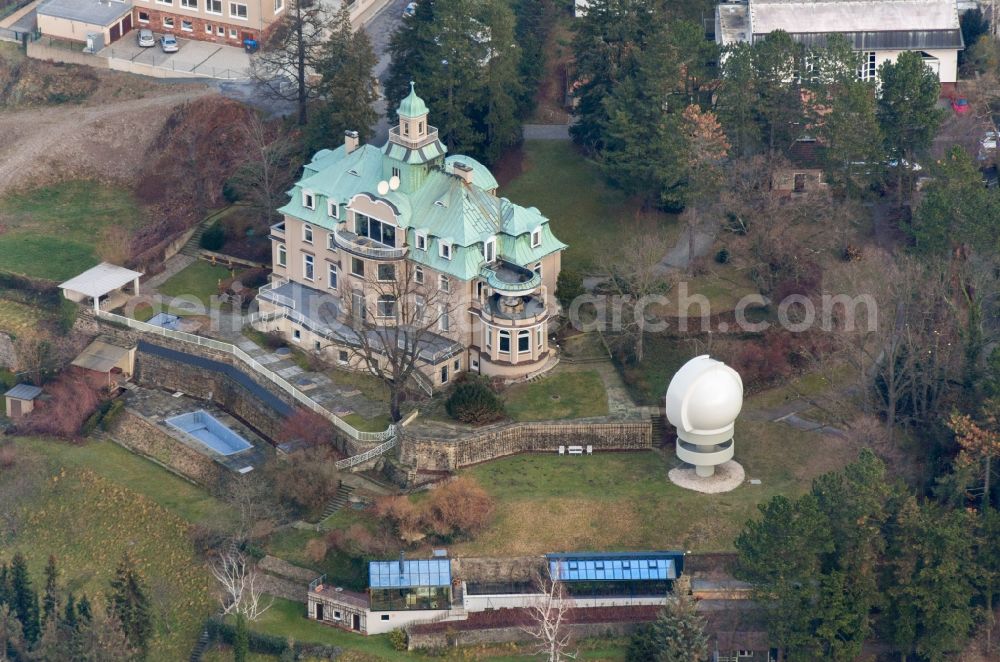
[530,228,542,248]
[858,51,876,81]
[414,265,424,284]
[303,254,315,281]
[498,330,510,354]
[377,296,397,318]
[327,233,336,251]
[440,364,449,384]
[438,275,450,292]
[303,224,313,243]
[276,243,287,267]
[377,264,395,282]
[533,262,542,278]
[438,305,450,331]
[380,614,390,621]
[229,1,247,18]
[162,16,174,27]
[156,0,173,5]
[415,231,427,251]
[536,326,543,348]
[484,237,496,263]
[351,257,364,278]
[414,295,425,321]
[391,166,401,179]
[352,292,366,320]
[327,200,339,219]
[302,190,315,209]
[138,11,150,23]
[181,0,197,8]
[328,264,338,290]
[485,329,492,350]
[338,350,348,365]
[181,19,193,31]
[204,23,212,33]
[274,0,284,12]
[518,330,530,354]
[229,27,237,38]
[216,25,224,35]
[353,212,397,247]
[439,240,452,260]
[453,357,461,371]
[292,328,301,342]
[206,0,222,14]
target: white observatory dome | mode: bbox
[665,355,743,477]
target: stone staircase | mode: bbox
[188,626,211,662]
[320,483,354,521]
[650,409,671,448]
[180,206,233,257]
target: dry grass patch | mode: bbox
[0,298,50,338]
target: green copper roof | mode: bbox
[397,82,429,119]
[445,156,499,191]
[278,112,566,282]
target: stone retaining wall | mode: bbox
[407,620,640,650]
[109,408,223,487]
[399,419,652,472]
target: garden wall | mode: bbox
[399,419,653,472]
[109,408,223,486]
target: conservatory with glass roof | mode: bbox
[546,551,685,598]
[369,558,452,612]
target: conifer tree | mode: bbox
[9,553,40,644]
[63,591,77,630]
[107,553,152,658]
[76,594,92,622]
[627,591,709,661]
[42,555,58,625]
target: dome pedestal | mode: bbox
[669,460,745,494]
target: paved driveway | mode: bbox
[99,33,251,80]
[363,0,408,82]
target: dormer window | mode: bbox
[348,168,359,177]
[303,224,313,243]
[531,228,542,248]
[439,240,452,260]
[302,190,315,209]
[415,231,427,251]
[484,237,496,263]
[327,200,339,218]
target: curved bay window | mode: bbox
[354,213,397,247]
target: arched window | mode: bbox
[498,330,510,354]
[517,330,530,354]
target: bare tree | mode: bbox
[521,566,577,662]
[331,260,454,421]
[229,112,301,224]
[600,219,675,364]
[220,472,286,542]
[250,0,329,126]
[210,550,274,622]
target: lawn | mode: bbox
[343,412,394,433]
[615,333,694,405]
[452,421,861,555]
[0,297,51,339]
[503,370,609,421]
[0,181,143,281]
[5,437,219,659]
[158,260,243,303]
[501,141,679,274]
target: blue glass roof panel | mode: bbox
[545,552,682,582]
[369,559,451,588]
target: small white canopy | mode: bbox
[60,263,142,312]
[60,263,143,299]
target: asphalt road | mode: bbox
[363,0,409,83]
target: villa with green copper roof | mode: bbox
[255,84,566,390]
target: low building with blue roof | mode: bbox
[256,83,567,391]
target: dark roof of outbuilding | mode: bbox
[4,384,42,401]
[37,0,132,25]
[756,28,964,50]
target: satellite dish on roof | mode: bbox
[389,175,400,191]
[377,180,390,196]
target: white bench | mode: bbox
[568,445,584,455]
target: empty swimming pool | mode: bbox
[165,410,252,456]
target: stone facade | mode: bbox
[109,408,224,486]
[399,419,653,472]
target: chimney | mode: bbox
[453,162,474,185]
[344,130,359,154]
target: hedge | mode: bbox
[205,615,343,659]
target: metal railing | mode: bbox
[410,369,434,396]
[333,227,407,259]
[388,125,441,150]
[309,575,327,592]
[335,436,398,470]
[258,278,295,310]
[96,310,395,445]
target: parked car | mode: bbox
[980,130,998,151]
[887,159,923,172]
[137,28,155,48]
[951,97,970,114]
[403,2,418,17]
[160,34,179,53]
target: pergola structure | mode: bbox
[59,263,143,313]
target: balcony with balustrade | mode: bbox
[333,227,408,260]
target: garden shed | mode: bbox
[37,0,133,46]
[70,338,136,389]
[4,384,43,420]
